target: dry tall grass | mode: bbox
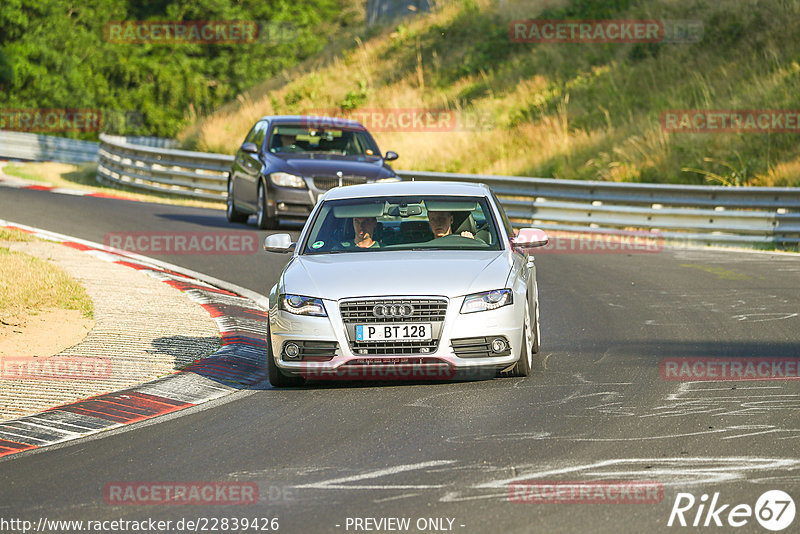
[181,0,800,186]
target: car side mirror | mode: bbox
[264,233,295,253]
[511,228,549,250]
[241,142,258,154]
[384,150,399,161]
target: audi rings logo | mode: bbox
[372,304,415,318]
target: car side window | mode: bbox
[491,191,515,240]
[252,121,267,151]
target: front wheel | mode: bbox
[226,178,248,223]
[509,298,534,377]
[256,182,278,230]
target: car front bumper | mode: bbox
[269,295,524,381]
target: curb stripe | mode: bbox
[0,439,37,457]
[0,221,269,460]
[1,180,131,201]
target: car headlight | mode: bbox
[270,172,306,188]
[460,289,513,314]
[279,294,327,316]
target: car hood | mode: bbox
[281,250,511,301]
[274,155,394,179]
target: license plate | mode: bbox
[355,323,432,342]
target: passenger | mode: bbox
[427,211,474,239]
[351,216,380,248]
[276,133,302,152]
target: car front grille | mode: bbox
[340,298,447,323]
[340,297,448,355]
[312,176,369,191]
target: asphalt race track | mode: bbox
[1,187,799,533]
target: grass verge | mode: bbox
[0,244,94,322]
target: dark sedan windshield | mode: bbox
[302,195,503,254]
[268,124,379,157]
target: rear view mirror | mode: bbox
[384,150,399,161]
[241,142,258,154]
[264,233,295,253]
[511,228,549,249]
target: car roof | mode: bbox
[321,180,492,201]
[259,115,367,130]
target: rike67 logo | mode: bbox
[668,490,795,531]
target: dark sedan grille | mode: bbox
[340,298,448,355]
[313,175,369,191]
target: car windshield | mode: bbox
[268,124,379,157]
[302,195,503,254]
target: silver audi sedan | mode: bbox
[263,180,548,387]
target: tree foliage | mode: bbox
[0,0,350,138]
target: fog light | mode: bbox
[490,338,508,354]
[278,202,287,210]
[284,342,300,359]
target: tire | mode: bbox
[266,324,304,387]
[510,297,534,377]
[226,178,248,223]
[256,181,278,230]
[531,294,541,355]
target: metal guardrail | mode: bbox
[7,132,800,246]
[0,131,177,164]
[97,134,230,201]
[397,171,800,246]
[0,130,99,163]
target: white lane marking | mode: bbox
[474,457,800,489]
[294,460,457,490]
[372,492,421,503]
[732,312,798,322]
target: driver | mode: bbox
[341,217,380,249]
[276,133,302,152]
[427,211,474,239]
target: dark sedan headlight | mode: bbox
[270,172,306,188]
[460,289,513,314]
[279,294,327,316]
